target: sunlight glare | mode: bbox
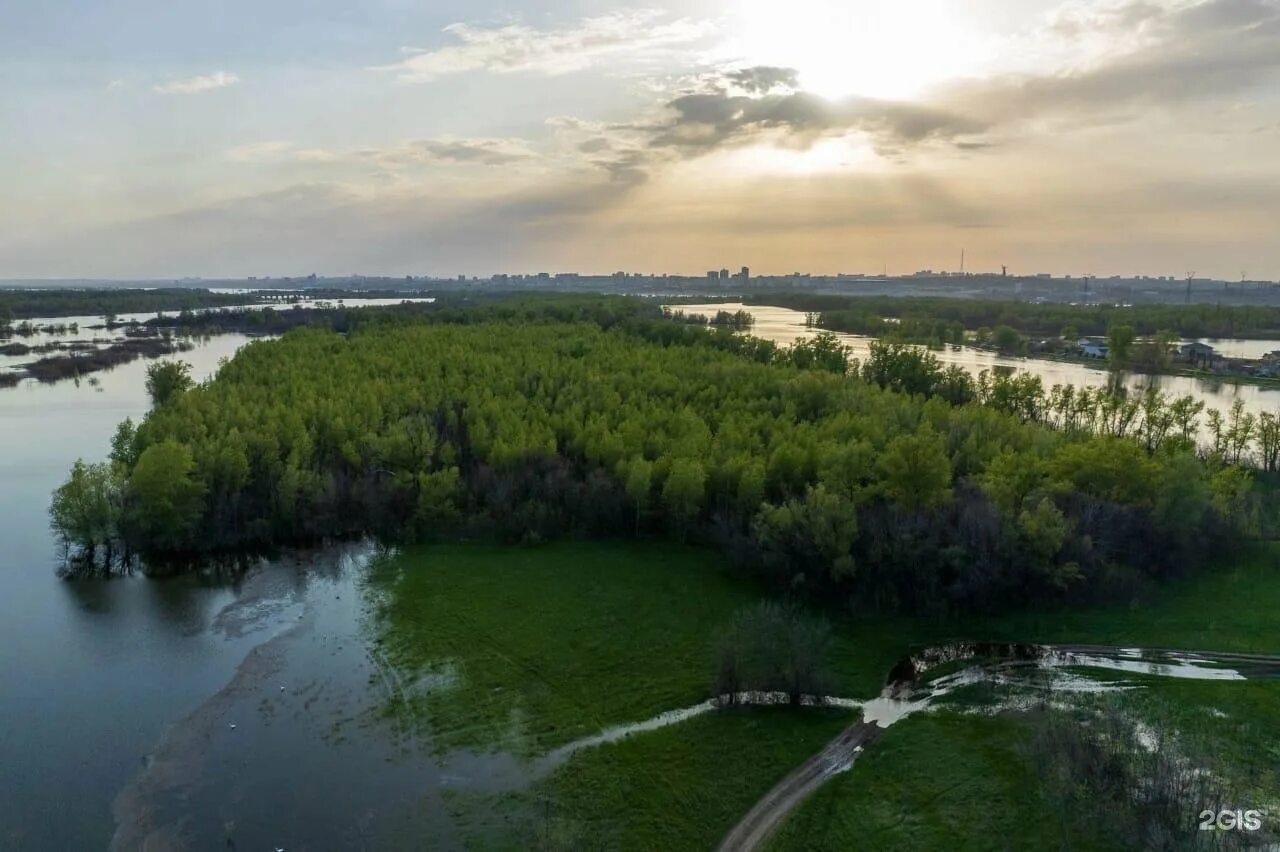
[729,0,993,101]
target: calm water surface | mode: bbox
[676,303,1280,422]
[0,334,491,850]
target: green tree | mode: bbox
[125,440,206,553]
[50,460,121,562]
[752,484,858,584]
[145,360,194,407]
[876,432,952,512]
[712,601,832,705]
[992,325,1024,354]
[1107,325,1136,369]
[661,458,706,537]
[624,457,653,534]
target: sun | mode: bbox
[729,0,992,102]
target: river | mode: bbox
[0,332,513,849]
[674,303,1280,423]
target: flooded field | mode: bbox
[0,297,432,384]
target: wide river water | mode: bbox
[0,331,515,849]
[675,303,1280,423]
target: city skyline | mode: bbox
[3,0,1279,280]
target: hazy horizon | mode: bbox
[4,0,1279,280]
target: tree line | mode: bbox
[0,288,262,321]
[51,297,1258,614]
[755,293,1280,340]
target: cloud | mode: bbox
[723,66,799,94]
[946,0,1280,124]
[371,138,537,166]
[372,10,715,82]
[226,141,296,163]
[224,137,539,168]
[153,71,240,95]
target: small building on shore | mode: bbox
[1077,338,1109,359]
[1178,341,1218,367]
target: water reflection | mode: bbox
[0,332,266,847]
[673,303,1280,424]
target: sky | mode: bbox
[2,0,1278,280]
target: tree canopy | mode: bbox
[54,298,1257,613]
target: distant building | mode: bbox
[740,266,750,280]
[1179,342,1217,367]
[707,271,719,280]
[1078,338,1109,359]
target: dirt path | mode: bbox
[715,643,1280,851]
[716,720,883,851]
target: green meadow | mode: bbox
[369,540,1280,849]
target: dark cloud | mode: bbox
[647,83,985,155]
[723,66,799,94]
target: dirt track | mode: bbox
[715,643,1280,850]
[715,720,883,851]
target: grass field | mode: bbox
[370,541,759,754]
[493,708,855,850]
[769,544,1280,851]
[371,539,1280,849]
[766,712,1099,852]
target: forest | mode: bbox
[0,287,264,320]
[753,293,1280,341]
[51,297,1262,614]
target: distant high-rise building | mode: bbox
[707,270,719,280]
[740,266,750,280]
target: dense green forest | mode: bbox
[0,287,265,320]
[52,297,1261,613]
[753,294,1280,341]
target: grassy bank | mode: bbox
[518,708,853,850]
[767,713,1090,852]
[370,541,865,754]
[371,540,1279,849]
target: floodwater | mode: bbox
[674,303,1280,423]
[0,298,433,381]
[0,334,513,849]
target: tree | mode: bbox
[1107,325,1136,369]
[876,432,952,512]
[992,325,1024,354]
[786,332,850,374]
[50,460,121,562]
[110,418,138,467]
[124,440,206,553]
[145,360,194,407]
[712,601,832,705]
[661,458,706,537]
[752,485,857,585]
[624,457,653,534]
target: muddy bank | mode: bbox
[109,545,534,851]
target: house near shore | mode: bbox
[1178,341,1218,367]
[1077,338,1109,358]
